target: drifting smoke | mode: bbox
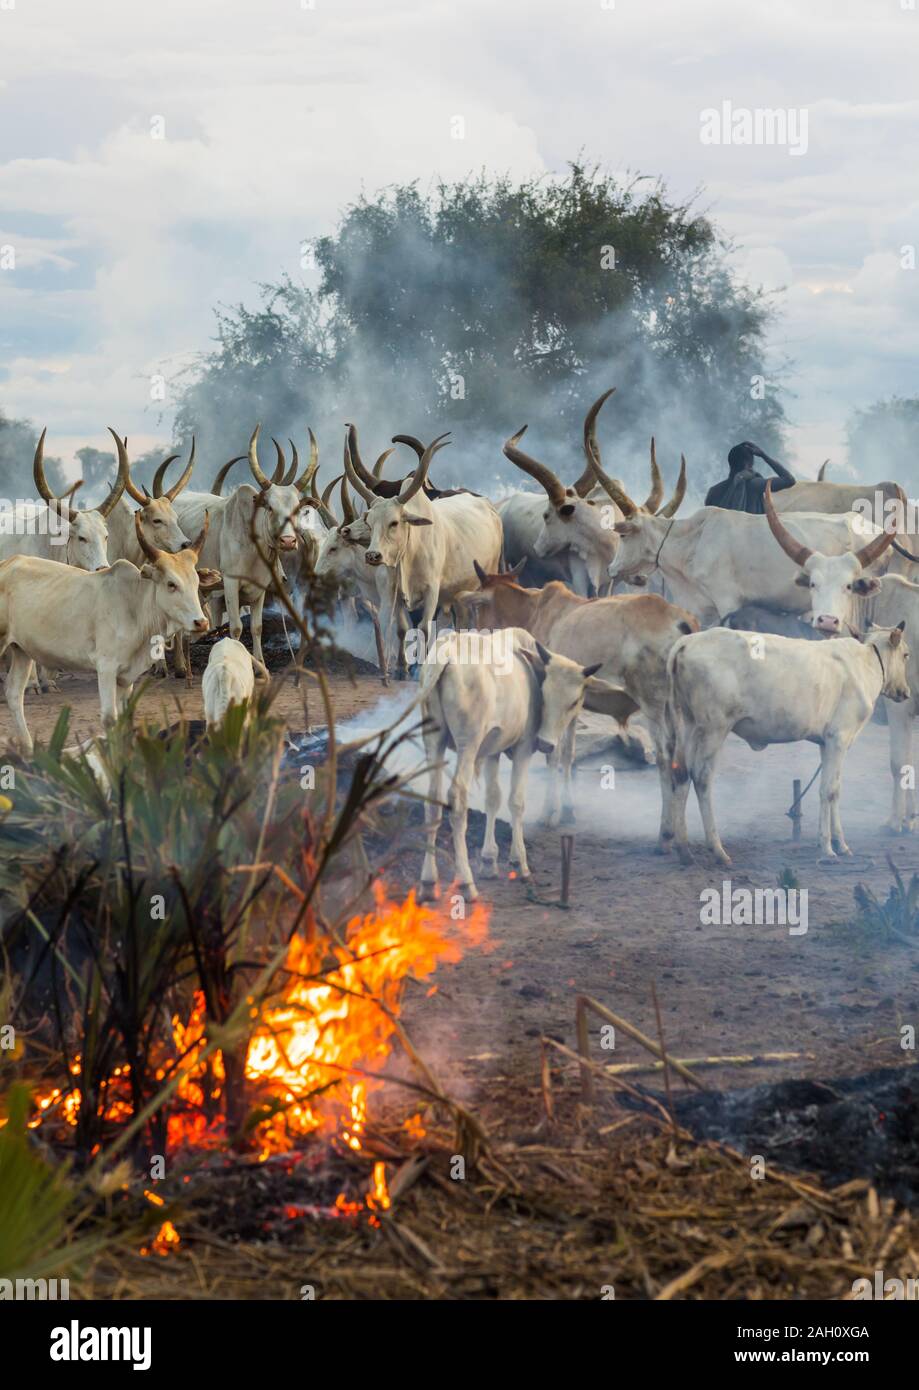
[168,166,790,511]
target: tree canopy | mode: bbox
[176,163,787,495]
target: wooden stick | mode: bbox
[791,777,802,841]
[650,981,675,1126]
[604,1050,813,1076]
[575,995,594,1104]
[540,1037,556,1123]
[560,834,574,907]
[576,993,707,1092]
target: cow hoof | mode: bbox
[479,857,499,879]
[655,840,673,856]
[833,844,853,858]
[457,882,479,901]
[676,846,695,867]
[817,852,838,865]
[418,881,440,903]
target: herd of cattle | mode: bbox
[2,389,919,889]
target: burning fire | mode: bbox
[25,885,487,1217]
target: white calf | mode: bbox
[202,637,269,729]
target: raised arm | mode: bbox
[746,442,796,491]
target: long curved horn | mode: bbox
[585,438,637,517]
[339,472,356,524]
[164,437,195,501]
[321,473,341,509]
[503,427,567,508]
[342,430,376,505]
[817,459,830,482]
[271,437,287,484]
[400,434,450,505]
[373,447,396,478]
[33,428,55,504]
[345,423,378,490]
[281,440,298,486]
[855,485,901,569]
[189,511,210,556]
[764,478,813,568]
[99,428,132,517]
[248,425,272,490]
[297,428,320,493]
[574,388,616,497]
[151,453,180,498]
[657,454,687,518]
[212,455,245,496]
[134,509,163,563]
[391,433,425,460]
[641,437,664,512]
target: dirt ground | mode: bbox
[5,644,917,1123]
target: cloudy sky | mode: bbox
[1,0,917,475]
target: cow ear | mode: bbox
[613,522,636,536]
[582,662,602,678]
[794,572,810,587]
[852,576,882,596]
[534,639,552,665]
[518,648,546,683]
[508,557,527,578]
[405,516,433,527]
[473,559,487,584]
[890,620,906,647]
[196,568,221,590]
[139,563,156,580]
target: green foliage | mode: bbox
[853,855,919,944]
[0,408,67,496]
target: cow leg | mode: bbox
[367,604,390,686]
[223,578,244,644]
[819,736,851,860]
[249,591,266,666]
[507,745,532,879]
[449,744,479,899]
[568,554,590,597]
[419,722,447,902]
[885,698,915,833]
[651,719,677,852]
[559,718,577,824]
[6,648,35,755]
[479,755,502,877]
[687,728,730,865]
[97,663,120,728]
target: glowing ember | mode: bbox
[141,1219,181,1257]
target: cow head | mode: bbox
[517,639,627,755]
[764,480,896,634]
[33,426,129,571]
[246,426,309,551]
[121,433,196,553]
[343,431,447,570]
[134,511,220,634]
[867,621,910,701]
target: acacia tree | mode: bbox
[177,163,786,493]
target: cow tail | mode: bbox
[663,644,689,788]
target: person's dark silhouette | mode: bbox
[705,442,796,515]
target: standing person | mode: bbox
[705,442,796,514]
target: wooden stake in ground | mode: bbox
[560,834,574,907]
[791,778,802,842]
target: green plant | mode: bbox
[853,855,919,945]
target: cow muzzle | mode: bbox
[365,551,383,567]
[278,535,297,551]
[192,618,209,633]
[814,614,843,635]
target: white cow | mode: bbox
[202,637,269,729]
[606,489,895,628]
[418,628,635,900]
[170,425,309,672]
[665,622,910,865]
[105,434,195,565]
[501,389,685,595]
[343,433,503,655]
[0,514,219,754]
[1,427,129,572]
